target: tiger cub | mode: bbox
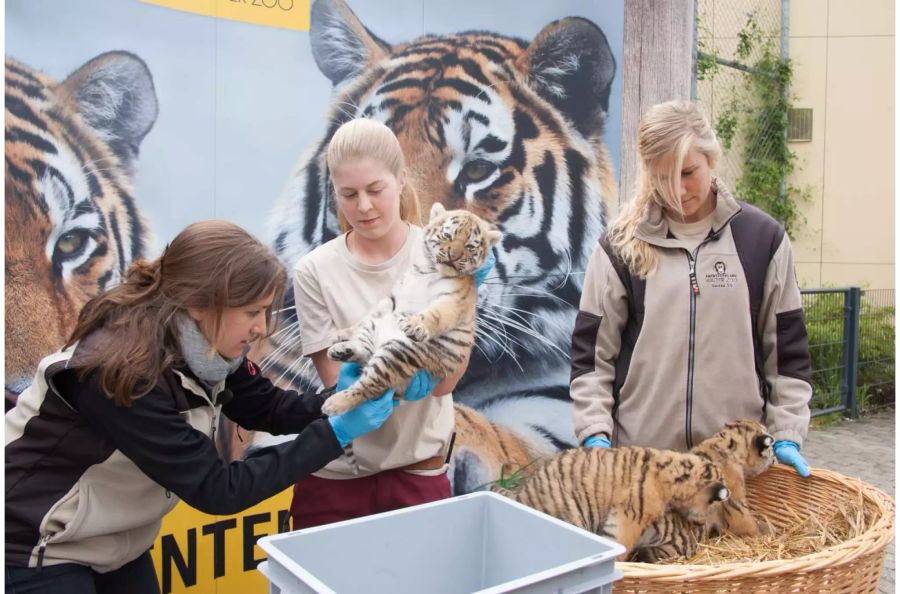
[511,447,730,559]
[322,203,501,416]
[633,420,776,562]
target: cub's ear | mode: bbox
[754,434,774,454]
[429,202,446,222]
[487,229,503,245]
[712,484,730,503]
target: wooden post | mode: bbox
[619,0,695,205]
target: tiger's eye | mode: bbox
[56,231,85,255]
[462,160,496,183]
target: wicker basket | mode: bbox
[616,464,895,593]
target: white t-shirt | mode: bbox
[666,211,714,252]
[292,225,454,478]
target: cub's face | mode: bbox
[723,420,777,477]
[424,203,502,275]
[666,457,730,524]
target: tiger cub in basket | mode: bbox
[322,203,501,416]
[511,447,730,559]
[633,420,776,562]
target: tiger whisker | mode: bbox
[80,165,121,177]
[469,338,494,363]
[268,323,301,349]
[481,302,542,327]
[79,156,119,173]
[331,100,361,121]
[480,306,564,350]
[474,326,524,371]
[476,317,526,355]
[477,308,534,348]
[474,315,519,355]
[478,270,586,283]
[265,334,304,369]
[481,285,574,306]
[269,319,300,340]
[261,330,303,370]
[292,358,319,391]
[474,317,525,370]
[479,310,567,357]
[276,354,315,390]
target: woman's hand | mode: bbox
[327,389,396,447]
[774,440,811,477]
[474,250,496,288]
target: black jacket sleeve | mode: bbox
[63,370,343,516]
[222,358,331,435]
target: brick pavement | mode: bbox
[802,410,895,593]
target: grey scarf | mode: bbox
[174,313,245,387]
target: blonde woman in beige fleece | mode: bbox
[569,100,812,477]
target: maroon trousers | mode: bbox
[290,470,451,529]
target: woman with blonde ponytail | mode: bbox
[570,100,813,478]
[290,118,494,529]
[6,220,394,594]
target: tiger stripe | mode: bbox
[635,420,776,562]
[5,52,156,406]
[513,446,728,557]
[319,206,497,419]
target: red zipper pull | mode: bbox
[689,258,701,295]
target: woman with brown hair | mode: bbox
[5,220,395,594]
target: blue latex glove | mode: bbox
[403,369,440,401]
[474,250,496,288]
[774,440,811,478]
[336,362,363,392]
[583,435,611,448]
[327,390,396,447]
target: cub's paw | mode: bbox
[399,315,430,342]
[327,342,355,362]
[322,391,359,416]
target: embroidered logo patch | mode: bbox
[705,261,738,289]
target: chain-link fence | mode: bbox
[695,3,895,417]
[693,0,799,229]
[858,289,896,410]
[802,288,896,417]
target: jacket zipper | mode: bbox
[663,209,743,450]
[36,533,51,570]
[683,236,714,450]
[210,405,219,442]
[684,249,699,450]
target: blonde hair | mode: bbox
[326,118,422,232]
[608,100,721,278]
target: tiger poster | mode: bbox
[5,0,625,591]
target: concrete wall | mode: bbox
[789,0,895,289]
[697,0,894,290]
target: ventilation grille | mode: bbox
[787,108,813,142]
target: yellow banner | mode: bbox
[150,489,293,593]
[140,0,310,32]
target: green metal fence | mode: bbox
[802,288,895,417]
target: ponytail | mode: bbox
[124,257,164,295]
